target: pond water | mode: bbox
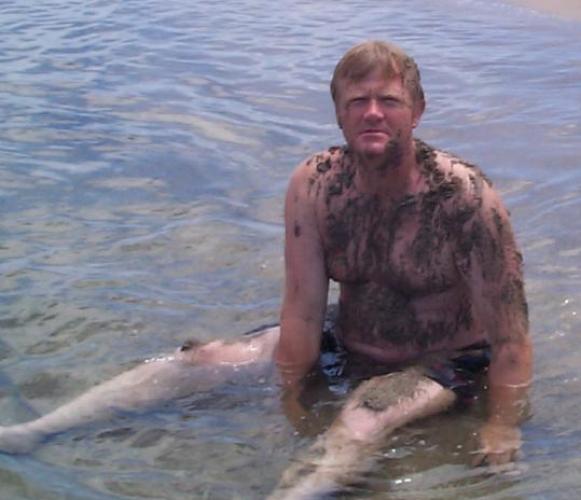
[1,0,580,498]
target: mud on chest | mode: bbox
[323,210,458,295]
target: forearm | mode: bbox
[276,313,322,386]
[276,309,325,432]
[486,337,533,426]
[275,330,315,431]
[276,357,314,389]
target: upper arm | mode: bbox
[455,180,532,383]
[276,160,329,379]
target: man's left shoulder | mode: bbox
[433,149,515,234]
[433,147,493,190]
[425,147,501,211]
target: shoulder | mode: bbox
[291,145,347,178]
[417,139,500,213]
[287,145,350,198]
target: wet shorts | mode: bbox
[422,342,490,402]
[317,305,490,404]
[242,304,490,403]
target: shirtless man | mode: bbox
[272,40,532,497]
[0,41,532,497]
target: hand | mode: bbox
[472,421,521,467]
[281,386,314,435]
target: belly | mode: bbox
[336,283,480,363]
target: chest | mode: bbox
[320,192,458,294]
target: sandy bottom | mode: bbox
[507,0,581,21]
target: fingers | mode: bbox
[471,446,521,468]
[473,422,522,469]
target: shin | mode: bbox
[272,368,456,499]
[0,327,280,454]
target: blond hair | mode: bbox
[330,41,425,110]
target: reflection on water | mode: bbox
[1,0,580,498]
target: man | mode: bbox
[271,40,532,496]
[0,40,532,497]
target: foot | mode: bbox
[0,424,43,454]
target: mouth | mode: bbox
[360,129,388,137]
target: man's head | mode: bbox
[329,41,426,169]
[330,41,425,115]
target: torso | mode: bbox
[306,139,491,363]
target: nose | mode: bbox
[363,98,383,120]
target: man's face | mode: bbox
[335,70,422,168]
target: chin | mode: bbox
[356,141,390,158]
[364,141,404,170]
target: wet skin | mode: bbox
[278,70,531,470]
[303,139,527,363]
[333,69,420,171]
[279,73,529,370]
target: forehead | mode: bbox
[337,70,408,98]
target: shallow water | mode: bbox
[1,0,580,498]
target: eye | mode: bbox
[379,96,402,107]
[348,97,368,108]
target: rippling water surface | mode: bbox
[1,0,580,498]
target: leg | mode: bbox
[271,368,456,500]
[0,327,280,454]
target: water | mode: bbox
[1,0,580,497]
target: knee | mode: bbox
[174,338,204,362]
[338,370,455,440]
[355,369,427,412]
[175,338,226,364]
[177,338,203,353]
[175,327,280,365]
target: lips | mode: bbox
[360,129,388,137]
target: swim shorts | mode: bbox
[422,342,490,403]
[318,304,490,404]
[241,304,490,403]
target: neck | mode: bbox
[352,140,419,196]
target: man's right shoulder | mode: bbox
[289,145,347,196]
[294,146,346,176]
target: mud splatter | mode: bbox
[374,134,403,172]
[500,274,529,319]
[293,221,302,237]
[338,284,471,349]
[300,139,525,352]
[358,369,424,412]
[492,208,504,236]
[179,339,202,352]
[316,157,332,174]
[305,146,348,199]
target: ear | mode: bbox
[412,100,426,129]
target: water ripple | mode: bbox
[1,0,581,497]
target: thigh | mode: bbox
[337,368,457,442]
[272,368,457,499]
